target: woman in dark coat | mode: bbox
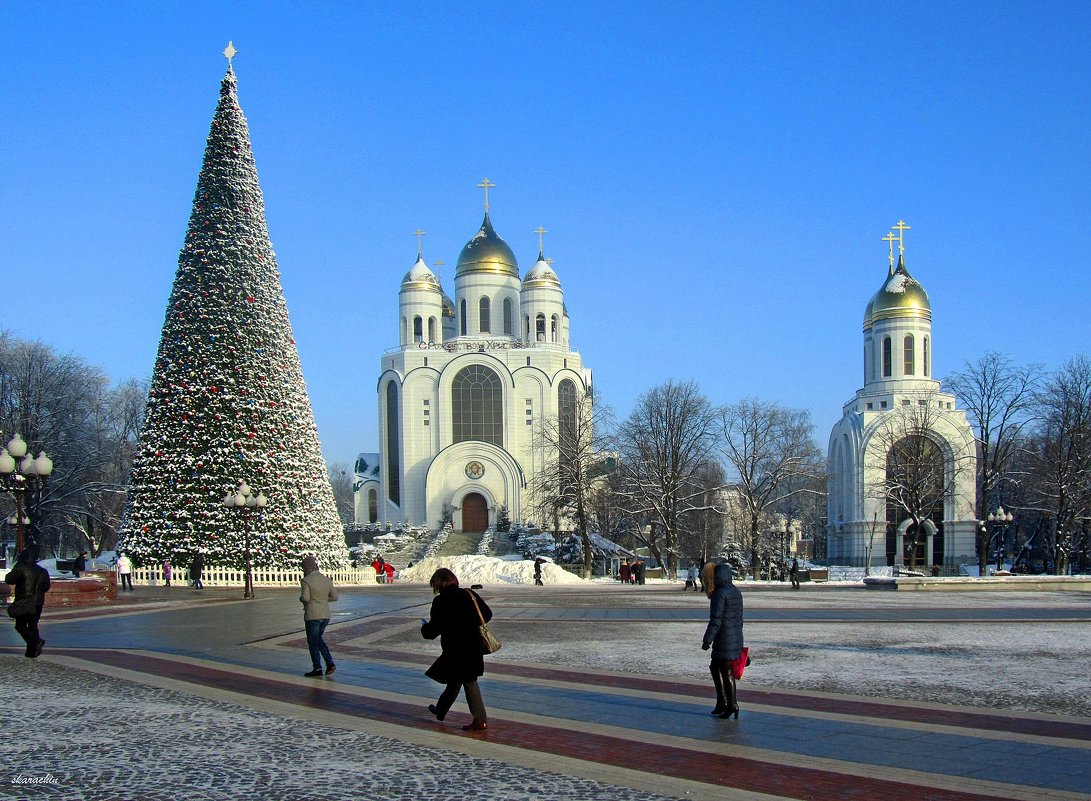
[421,567,492,731]
[701,562,744,718]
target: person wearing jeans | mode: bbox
[300,555,338,677]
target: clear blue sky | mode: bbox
[3,2,1089,468]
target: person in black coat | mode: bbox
[421,567,492,731]
[73,551,87,578]
[190,553,204,589]
[4,548,51,658]
[701,562,744,718]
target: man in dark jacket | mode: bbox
[5,548,51,658]
[701,562,744,718]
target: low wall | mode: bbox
[129,565,378,588]
[864,575,1091,592]
[44,571,117,607]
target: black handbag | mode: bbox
[6,597,36,618]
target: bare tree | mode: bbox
[676,459,727,566]
[717,398,824,579]
[612,380,718,578]
[327,462,355,527]
[528,388,613,578]
[945,351,1042,573]
[1024,356,1091,575]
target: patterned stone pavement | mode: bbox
[3,583,1091,800]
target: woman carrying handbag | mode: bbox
[701,562,744,719]
[421,568,492,731]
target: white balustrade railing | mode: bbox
[129,565,379,588]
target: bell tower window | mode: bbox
[903,334,915,376]
[479,297,491,333]
[882,337,892,378]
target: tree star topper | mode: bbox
[223,41,238,67]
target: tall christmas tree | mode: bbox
[118,52,346,570]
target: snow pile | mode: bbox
[397,555,585,585]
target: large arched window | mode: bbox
[503,298,513,335]
[882,337,892,378]
[460,300,467,336]
[452,364,504,446]
[903,334,915,376]
[479,296,491,333]
[385,382,400,505]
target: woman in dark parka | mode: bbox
[421,568,492,731]
[701,562,744,718]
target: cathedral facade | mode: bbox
[368,201,592,532]
[827,229,978,569]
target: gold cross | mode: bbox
[882,232,897,273]
[546,258,555,266]
[412,228,426,258]
[892,220,911,255]
[433,259,445,282]
[535,226,548,255]
[477,178,496,212]
[223,41,237,67]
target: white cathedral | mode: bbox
[358,191,592,532]
[827,227,978,569]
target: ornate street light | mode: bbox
[988,506,1015,573]
[222,482,267,600]
[0,433,54,559]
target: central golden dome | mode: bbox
[865,256,931,328]
[456,213,518,278]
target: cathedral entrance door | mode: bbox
[461,493,488,533]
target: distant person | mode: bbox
[618,562,631,584]
[190,553,204,589]
[73,551,88,578]
[384,562,396,584]
[685,563,698,591]
[300,555,339,677]
[634,560,645,586]
[117,552,134,592]
[534,558,544,586]
[701,563,744,719]
[163,559,172,587]
[421,567,491,731]
[4,548,50,658]
[789,557,800,589]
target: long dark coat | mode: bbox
[5,559,51,609]
[702,563,744,661]
[422,587,492,685]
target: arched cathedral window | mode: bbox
[503,298,514,335]
[882,337,892,378]
[385,382,400,505]
[413,316,423,343]
[923,337,930,377]
[536,313,546,342]
[903,334,915,376]
[479,297,491,333]
[452,364,504,446]
[460,300,467,336]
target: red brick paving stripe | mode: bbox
[322,640,1091,744]
[57,648,1015,801]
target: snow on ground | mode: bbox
[397,554,586,585]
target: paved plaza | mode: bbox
[2,582,1090,800]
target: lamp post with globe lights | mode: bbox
[989,506,1015,573]
[223,482,267,599]
[0,433,54,559]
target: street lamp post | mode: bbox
[223,482,267,600]
[988,506,1014,573]
[0,433,54,559]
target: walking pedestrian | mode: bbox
[789,557,800,589]
[421,567,491,731]
[685,562,698,591]
[701,563,744,719]
[533,558,544,586]
[4,548,50,658]
[300,555,338,677]
[163,559,172,587]
[117,552,134,592]
[634,559,645,585]
[190,553,204,589]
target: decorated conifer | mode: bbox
[118,56,346,571]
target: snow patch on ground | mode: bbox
[397,555,585,585]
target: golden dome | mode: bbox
[456,213,518,277]
[522,253,561,288]
[400,255,441,291]
[865,256,931,328]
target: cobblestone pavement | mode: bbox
[2,658,673,801]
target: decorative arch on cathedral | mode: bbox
[452,364,504,446]
[385,382,400,505]
[884,434,945,568]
